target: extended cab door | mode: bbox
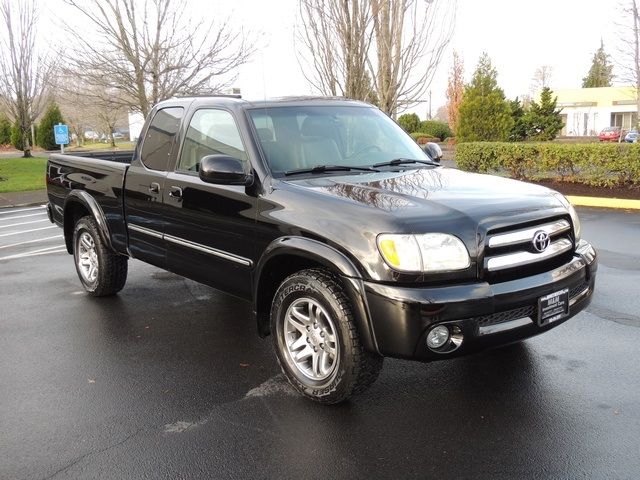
[123,106,184,268]
[162,108,257,300]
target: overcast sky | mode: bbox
[231,0,622,116]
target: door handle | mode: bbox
[149,182,160,194]
[169,186,183,200]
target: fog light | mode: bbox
[426,325,450,349]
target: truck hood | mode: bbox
[283,167,568,236]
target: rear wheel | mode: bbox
[73,216,128,296]
[270,268,383,404]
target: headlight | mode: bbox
[377,233,470,273]
[553,193,581,242]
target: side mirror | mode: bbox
[199,154,253,185]
[422,142,443,162]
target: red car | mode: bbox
[599,126,625,142]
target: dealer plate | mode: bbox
[538,288,569,326]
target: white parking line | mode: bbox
[0,234,63,250]
[0,212,47,222]
[0,245,67,261]
[0,225,58,238]
[0,219,50,229]
[0,206,45,216]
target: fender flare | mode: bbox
[63,190,116,254]
[254,236,380,354]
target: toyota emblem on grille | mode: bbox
[532,231,551,253]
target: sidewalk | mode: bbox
[0,189,49,208]
[1,188,640,210]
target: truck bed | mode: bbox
[46,151,134,254]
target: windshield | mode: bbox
[248,105,431,175]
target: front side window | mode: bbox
[178,109,247,172]
[140,107,184,171]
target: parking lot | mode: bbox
[1,205,640,479]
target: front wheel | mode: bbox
[270,268,383,404]
[73,216,128,296]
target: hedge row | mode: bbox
[455,142,640,188]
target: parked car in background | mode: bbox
[84,131,100,141]
[625,127,638,143]
[599,126,624,142]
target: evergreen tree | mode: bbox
[582,40,614,88]
[37,102,65,150]
[456,53,513,142]
[524,87,564,141]
[11,121,24,151]
[508,97,527,141]
[0,113,11,145]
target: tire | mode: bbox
[270,268,383,404]
[73,216,128,296]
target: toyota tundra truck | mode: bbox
[46,96,597,404]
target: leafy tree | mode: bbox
[0,113,11,145]
[524,87,564,141]
[582,40,614,88]
[397,113,421,133]
[456,53,513,142]
[37,102,65,150]
[445,50,465,134]
[508,97,527,141]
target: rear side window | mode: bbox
[140,107,184,171]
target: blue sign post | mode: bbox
[54,124,69,153]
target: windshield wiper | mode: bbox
[284,165,379,176]
[373,158,440,168]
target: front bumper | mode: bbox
[363,241,597,361]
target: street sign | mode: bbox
[54,124,69,145]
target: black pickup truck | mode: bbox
[46,96,597,403]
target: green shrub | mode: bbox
[11,121,23,151]
[397,113,421,133]
[420,120,453,141]
[0,113,11,145]
[455,142,640,188]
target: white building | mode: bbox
[551,86,638,136]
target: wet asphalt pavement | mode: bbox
[1,206,639,480]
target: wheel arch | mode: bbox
[62,191,116,255]
[254,237,380,354]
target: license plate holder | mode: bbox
[538,288,569,326]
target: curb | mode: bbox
[566,195,640,210]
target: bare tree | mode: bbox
[531,65,554,92]
[298,0,374,100]
[298,0,457,117]
[60,0,255,118]
[0,0,50,157]
[616,0,640,125]
[370,0,457,116]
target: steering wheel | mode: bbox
[352,144,382,156]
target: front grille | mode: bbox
[483,217,575,283]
